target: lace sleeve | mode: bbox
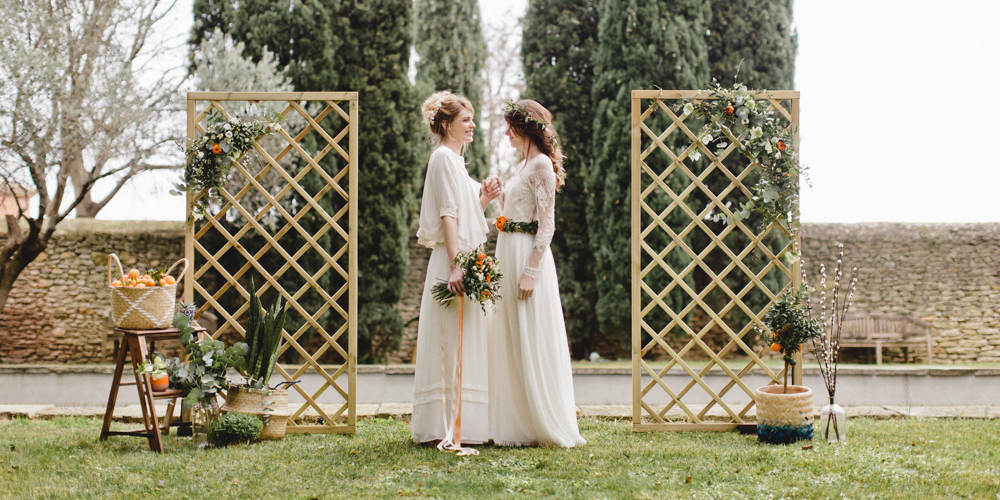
[527,169,557,252]
[521,168,557,279]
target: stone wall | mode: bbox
[2,221,998,364]
[801,223,1000,363]
[0,220,185,364]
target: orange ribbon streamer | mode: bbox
[437,297,477,456]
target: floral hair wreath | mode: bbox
[503,100,548,131]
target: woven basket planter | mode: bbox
[755,385,816,444]
[108,253,187,329]
[222,385,290,440]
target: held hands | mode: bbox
[481,176,502,201]
[448,264,465,295]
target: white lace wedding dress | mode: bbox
[488,158,586,448]
[411,147,490,446]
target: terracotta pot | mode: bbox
[755,385,815,444]
[150,373,169,392]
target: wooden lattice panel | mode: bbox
[630,90,800,431]
[184,92,358,434]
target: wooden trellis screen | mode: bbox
[184,92,358,434]
[631,90,801,431]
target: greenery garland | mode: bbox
[494,216,538,234]
[678,81,804,233]
[176,104,283,219]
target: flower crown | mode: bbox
[503,100,548,131]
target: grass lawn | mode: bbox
[1,416,998,499]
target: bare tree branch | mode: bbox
[0,0,186,311]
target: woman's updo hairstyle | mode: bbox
[421,90,474,144]
[503,99,566,190]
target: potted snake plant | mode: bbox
[221,278,292,440]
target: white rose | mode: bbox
[689,151,702,162]
[750,127,763,140]
[683,103,694,116]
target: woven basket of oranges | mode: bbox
[108,253,187,330]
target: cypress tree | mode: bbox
[707,0,796,88]
[413,0,489,179]
[701,0,798,349]
[337,1,421,361]
[521,0,601,358]
[192,0,345,92]
[191,0,419,362]
[587,1,710,352]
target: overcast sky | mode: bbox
[96,0,1000,223]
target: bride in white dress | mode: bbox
[489,100,586,448]
[412,91,501,454]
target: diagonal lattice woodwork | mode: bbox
[184,92,358,434]
[631,90,800,431]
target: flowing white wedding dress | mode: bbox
[411,147,490,446]
[488,157,586,448]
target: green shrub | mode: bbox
[208,412,263,447]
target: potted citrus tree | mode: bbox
[221,279,291,440]
[755,285,824,444]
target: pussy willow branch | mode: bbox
[809,244,860,399]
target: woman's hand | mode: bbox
[481,176,502,201]
[517,274,535,300]
[448,264,465,295]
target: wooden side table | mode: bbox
[99,326,205,452]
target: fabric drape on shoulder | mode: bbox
[416,147,489,251]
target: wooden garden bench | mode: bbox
[839,313,934,365]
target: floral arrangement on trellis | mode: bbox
[176,104,283,219]
[679,81,803,232]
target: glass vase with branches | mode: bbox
[808,244,860,443]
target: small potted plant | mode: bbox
[165,311,248,446]
[221,278,292,440]
[136,353,170,392]
[754,284,824,444]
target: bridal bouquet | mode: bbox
[431,245,503,311]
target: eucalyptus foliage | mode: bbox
[167,312,248,409]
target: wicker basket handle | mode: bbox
[165,258,188,285]
[107,253,126,286]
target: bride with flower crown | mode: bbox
[488,100,585,448]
